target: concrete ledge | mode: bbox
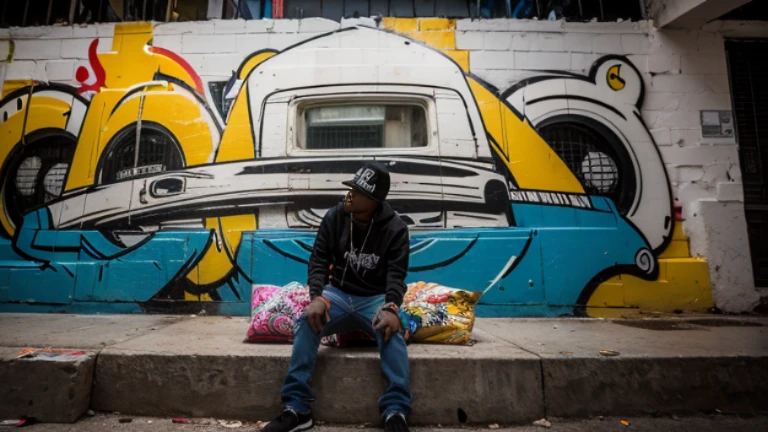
[91,319,543,425]
[3,314,767,425]
[0,348,96,423]
[543,356,768,417]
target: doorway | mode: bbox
[726,39,768,287]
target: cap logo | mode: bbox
[355,168,376,193]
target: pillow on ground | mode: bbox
[323,282,481,347]
[247,282,310,342]
[401,282,481,345]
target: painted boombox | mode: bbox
[0,24,668,313]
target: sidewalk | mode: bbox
[1,313,766,425]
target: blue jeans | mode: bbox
[281,286,412,418]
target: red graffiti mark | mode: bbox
[76,39,106,95]
[148,46,204,96]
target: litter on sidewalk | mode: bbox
[15,348,86,359]
[0,419,28,427]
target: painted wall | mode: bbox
[0,16,761,316]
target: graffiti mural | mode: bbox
[0,20,713,316]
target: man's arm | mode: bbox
[307,207,336,300]
[384,226,410,307]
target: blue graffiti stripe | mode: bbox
[1,197,654,316]
[7,208,213,303]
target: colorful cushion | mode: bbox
[322,282,481,347]
[400,282,481,345]
[246,282,310,342]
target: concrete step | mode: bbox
[90,319,543,425]
[0,348,96,422]
[0,314,766,425]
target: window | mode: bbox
[300,103,428,150]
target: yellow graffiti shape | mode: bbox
[139,88,217,166]
[186,214,257,288]
[216,83,255,162]
[238,51,277,80]
[467,77,584,194]
[99,23,201,93]
[65,91,117,190]
[607,65,626,91]
[587,225,714,317]
[216,50,279,163]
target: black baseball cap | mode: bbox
[342,162,390,201]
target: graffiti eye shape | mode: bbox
[607,65,626,91]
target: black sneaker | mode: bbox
[263,409,314,432]
[384,412,409,432]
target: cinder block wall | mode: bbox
[1,17,766,312]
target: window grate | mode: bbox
[307,125,383,149]
[301,103,427,150]
[539,123,621,199]
[101,124,184,183]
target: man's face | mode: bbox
[344,188,378,215]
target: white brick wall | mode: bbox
[45,61,74,81]
[470,51,515,70]
[563,33,594,53]
[6,61,41,79]
[620,33,651,54]
[182,34,237,54]
[298,18,340,33]
[0,41,10,61]
[483,33,513,51]
[538,33,564,51]
[61,39,96,59]
[213,19,247,34]
[593,34,623,54]
[510,33,540,51]
[570,53,601,73]
[152,35,183,53]
[516,51,570,70]
[456,31,483,50]
[236,34,270,54]
[14,39,62,60]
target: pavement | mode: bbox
[16,413,768,432]
[1,313,766,425]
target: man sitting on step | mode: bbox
[264,162,412,432]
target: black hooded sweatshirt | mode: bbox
[307,200,410,306]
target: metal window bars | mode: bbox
[0,1,648,29]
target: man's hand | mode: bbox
[305,297,330,334]
[374,309,401,342]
